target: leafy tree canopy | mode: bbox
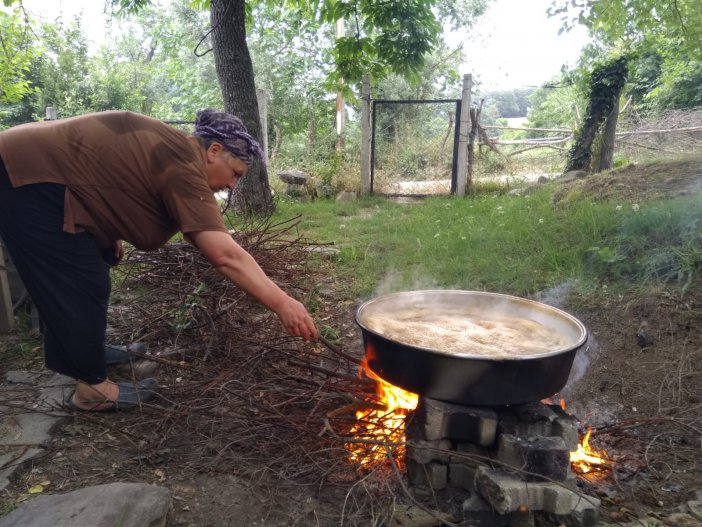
[114,0,489,88]
[550,0,702,57]
[0,6,38,107]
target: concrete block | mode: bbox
[449,442,490,466]
[475,469,597,517]
[412,399,444,440]
[551,407,580,451]
[510,403,558,438]
[407,460,447,491]
[405,416,452,464]
[497,434,570,482]
[462,491,526,527]
[406,439,452,464]
[534,494,601,527]
[415,398,497,445]
[498,403,579,450]
[449,463,480,490]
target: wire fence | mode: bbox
[616,108,702,162]
[372,100,460,195]
[478,107,702,180]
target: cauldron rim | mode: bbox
[355,289,588,361]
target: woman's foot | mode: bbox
[71,378,158,411]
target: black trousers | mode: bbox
[0,158,110,384]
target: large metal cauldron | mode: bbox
[355,290,587,406]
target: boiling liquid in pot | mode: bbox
[363,308,570,357]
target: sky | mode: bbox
[20,0,590,91]
[454,0,591,90]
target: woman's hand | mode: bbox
[274,296,318,341]
[190,230,319,341]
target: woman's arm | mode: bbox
[189,230,318,340]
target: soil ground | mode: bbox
[1,156,701,526]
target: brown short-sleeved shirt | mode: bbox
[0,111,228,250]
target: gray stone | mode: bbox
[284,183,307,197]
[0,482,171,527]
[665,513,701,526]
[0,413,62,446]
[688,500,702,521]
[335,190,357,202]
[303,246,341,260]
[497,434,570,482]
[39,373,73,387]
[0,447,45,491]
[5,371,42,384]
[278,170,311,185]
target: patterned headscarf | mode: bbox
[194,108,265,166]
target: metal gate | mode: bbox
[371,99,461,196]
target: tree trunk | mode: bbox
[564,57,627,174]
[563,108,602,173]
[306,95,316,158]
[211,0,274,215]
[594,96,621,173]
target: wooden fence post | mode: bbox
[455,74,473,196]
[360,75,371,195]
[0,243,14,333]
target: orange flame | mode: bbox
[570,426,612,475]
[347,359,419,468]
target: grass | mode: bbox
[264,186,615,298]
[263,182,702,300]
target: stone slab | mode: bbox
[0,482,171,527]
[278,170,311,185]
[0,413,62,447]
[0,446,45,491]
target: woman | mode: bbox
[0,109,318,411]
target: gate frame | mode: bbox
[370,98,462,196]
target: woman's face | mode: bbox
[204,143,248,192]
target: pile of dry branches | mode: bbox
[105,215,405,522]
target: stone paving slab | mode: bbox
[0,482,171,527]
[0,371,71,491]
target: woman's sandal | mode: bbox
[67,378,159,412]
[104,342,147,366]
